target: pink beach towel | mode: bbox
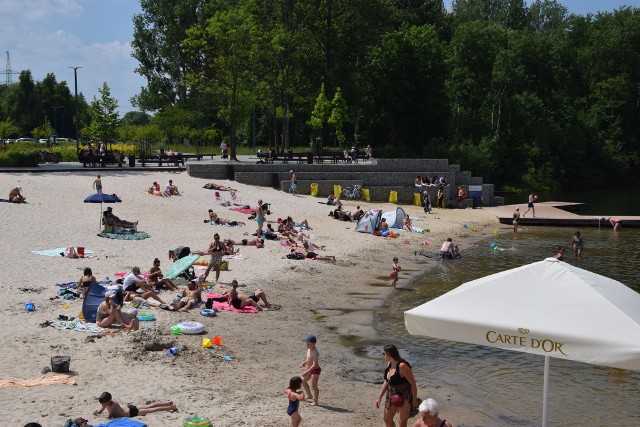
[206,293,258,313]
[231,207,255,215]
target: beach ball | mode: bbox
[490,243,497,249]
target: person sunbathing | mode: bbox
[203,183,237,191]
[123,289,165,306]
[207,210,245,226]
[222,279,271,311]
[302,243,335,262]
[225,238,265,248]
[94,392,176,418]
[96,291,139,330]
[168,279,202,312]
[403,216,413,232]
[9,186,26,203]
[148,181,164,196]
[147,258,179,291]
[103,207,138,228]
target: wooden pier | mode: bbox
[486,201,640,228]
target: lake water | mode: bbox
[376,225,640,426]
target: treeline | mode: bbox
[130,0,640,188]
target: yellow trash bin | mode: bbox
[413,193,422,206]
[310,183,318,197]
[334,184,342,198]
[389,191,398,204]
[361,188,370,202]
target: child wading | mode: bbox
[390,257,401,289]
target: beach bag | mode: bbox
[390,394,404,407]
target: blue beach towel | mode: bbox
[31,248,96,257]
[94,419,147,427]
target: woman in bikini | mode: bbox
[96,291,139,330]
[225,279,271,311]
[203,234,226,282]
[147,258,179,291]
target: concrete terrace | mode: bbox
[187,157,503,207]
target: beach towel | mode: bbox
[231,207,255,215]
[94,419,147,427]
[47,319,106,333]
[0,374,76,388]
[31,248,95,257]
[98,232,150,240]
[0,199,11,203]
[205,293,258,313]
[280,241,297,248]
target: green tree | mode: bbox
[31,119,55,142]
[85,83,120,142]
[121,111,151,126]
[0,118,19,149]
[184,3,266,161]
[328,87,348,144]
[308,83,331,147]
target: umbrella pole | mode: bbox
[542,355,550,427]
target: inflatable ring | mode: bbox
[200,309,217,317]
[183,415,212,427]
[175,321,205,335]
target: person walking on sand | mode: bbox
[376,345,419,427]
[289,170,298,194]
[301,335,321,406]
[522,193,538,217]
[390,257,401,289]
[512,208,520,233]
[571,231,583,257]
[93,175,103,194]
[94,392,176,418]
[285,377,305,427]
[255,199,266,237]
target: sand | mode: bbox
[0,170,498,426]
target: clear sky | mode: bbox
[2,0,640,117]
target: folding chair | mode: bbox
[230,191,241,204]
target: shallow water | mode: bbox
[377,226,640,426]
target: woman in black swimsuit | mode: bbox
[375,345,419,427]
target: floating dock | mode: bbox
[486,201,640,228]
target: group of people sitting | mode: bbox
[415,175,448,189]
[329,201,365,222]
[147,180,180,197]
[440,238,461,260]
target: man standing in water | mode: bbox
[522,193,537,218]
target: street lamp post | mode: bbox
[69,66,82,154]
[52,106,63,144]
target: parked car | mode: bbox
[39,139,49,144]
[56,138,76,143]
[3,139,16,144]
[15,138,37,143]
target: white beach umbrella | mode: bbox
[404,257,640,426]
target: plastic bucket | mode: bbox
[361,188,370,202]
[333,184,342,197]
[389,191,398,204]
[310,183,318,197]
[413,193,422,206]
[213,336,222,346]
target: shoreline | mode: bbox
[0,171,498,426]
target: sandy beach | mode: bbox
[0,170,498,426]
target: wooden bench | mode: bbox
[139,155,184,167]
[267,152,308,164]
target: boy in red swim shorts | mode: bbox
[301,335,321,406]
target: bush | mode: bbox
[0,149,38,167]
